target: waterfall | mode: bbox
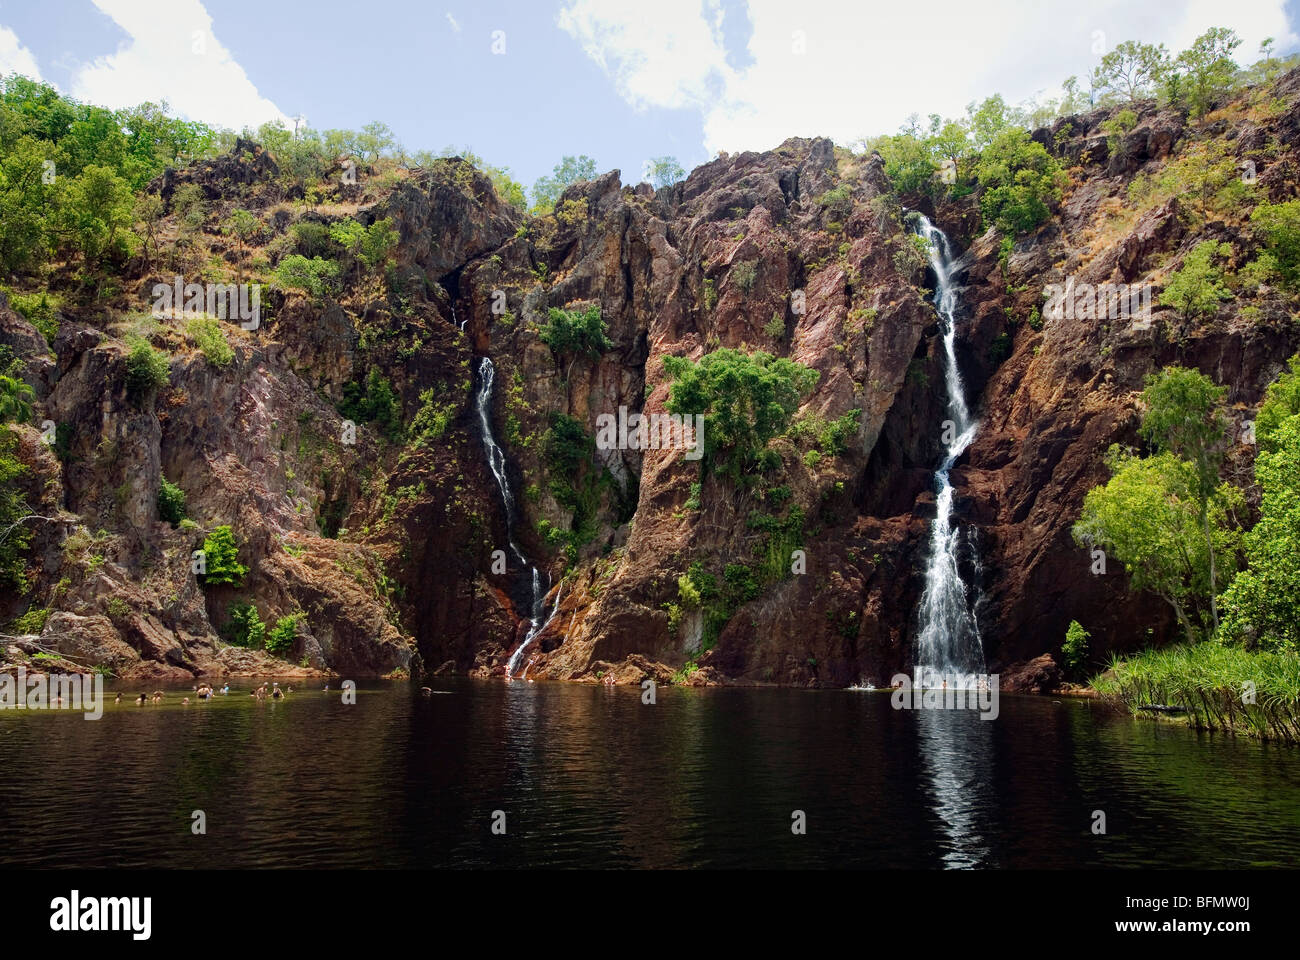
[474,356,554,676]
[911,214,985,685]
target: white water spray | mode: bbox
[912,214,985,684]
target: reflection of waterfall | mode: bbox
[915,708,994,868]
[474,357,554,677]
[911,214,985,681]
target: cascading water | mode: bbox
[474,356,553,676]
[911,214,985,686]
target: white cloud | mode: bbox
[446,12,462,33]
[69,0,288,130]
[558,0,1299,157]
[0,25,44,81]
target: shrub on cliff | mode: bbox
[273,254,340,298]
[201,525,248,587]
[223,601,265,648]
[973,128,1063,236]
[157,477,187,526]
[540,304,610,381]
[265,612,304,657]
[663,348,819,484]
[124,335,170,399]
[1249,200,1300,289]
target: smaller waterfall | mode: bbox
[474,356,556,677]
[912,214,985,685]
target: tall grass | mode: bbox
[1092,642,1300,741]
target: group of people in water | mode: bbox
[116,681,309,706]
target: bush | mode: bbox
[186,317,234,366]
[223,601,265,648]
[201,525,247,586]
[1158,240,1232,320]
[157,477,187,525]
[974,128,1063,235]
[1062,620,1090,678]
[265,612,304,657]
[123,335,170,398]
[273,254,340,298]
[663,348,819,483]
[7,291,59,346]
[1249,200,1300,288]
[340,367,404,442]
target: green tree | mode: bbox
[974,128,1064,235]
[663,348,819,483]
[0,368,34,424]
[157,477,187,525]
[223,208,258,281]
[0,430,33,588]
[1175,27,1242,117]
[1249,200,1300,288]
[1138,367,1232,630]
[1073,447,1239,637]
[223,601,265,647]
[647,156,685,190]
[540,304,611,381]
[1091,40,1169,102]
[1061,620,1091,678]
[1158,240,1232,320]
[273,254,340,298]
[1220,379,1300,652]
[532,155,598,213]
[124,335,170,399]
[61,164,134,271]
[265,612,304,657]
[201,525,247,586]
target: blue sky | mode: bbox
[2,0,1299,194]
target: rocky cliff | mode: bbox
[4,71,1299,688]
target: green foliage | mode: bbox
[817,184,854,220]
[1091,41,1170,102]
[201,525,248,587]
[157,477,187,525]
[265,612,304,658]
[1220,362,1300,652]
[186,317,234,366]
[0,364,34,424]
[1158,240,1232,320]
[1062,620,1090,678]
[1093,642,1300,740]
[647,156,685,190]
[1256,354,1300,453]
[341,368,404,442]
[663,348,819,483]
[222,601,265,648]
[540,304,611,370]
[123,335,170,398]
[273,254,340,298]
[409,387,456,444]
[1073,447,1240,637]
[973,128,1063,235]
[0,430,31,587]
[730,260,758,292]
[1174,27,1242,118]
[10,606,49,633]
[1249,200,1300,288]
[531,155,598,213]
[542,412,605,562]
[6,291,58,346]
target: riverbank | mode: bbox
[1091,642,1300,741]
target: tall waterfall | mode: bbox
[474,356,552,676]
[911,214,985,684]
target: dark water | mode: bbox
[1,679,1298,868]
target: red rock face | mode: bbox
[6,72,1300,687]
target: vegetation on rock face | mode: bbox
[531,154,598,214]
[200,525,247,587]
[663,348,819,484]
[157,477,187,526]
